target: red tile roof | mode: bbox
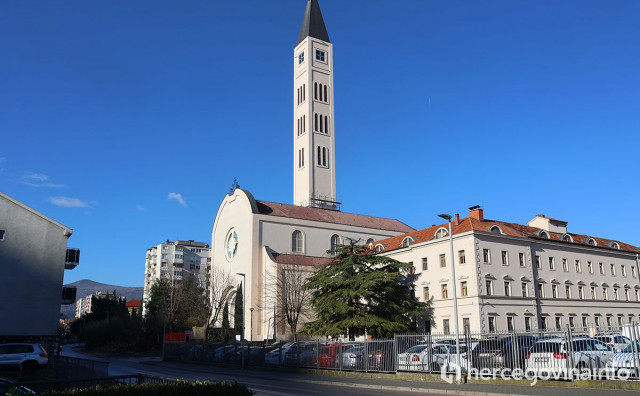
[372,216,640,255]
[125,299,142,308]
[271,253,333,267]
[255,200,414,233]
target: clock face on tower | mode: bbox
[225,230,238,261]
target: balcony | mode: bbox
[61,287,77,305]
[65,248,80,270]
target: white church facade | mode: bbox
[211,0,413,341]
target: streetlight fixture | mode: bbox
[438,213,462,383]
[236,272,246,369]
[250,307,254,342]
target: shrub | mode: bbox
[39,381,254,396]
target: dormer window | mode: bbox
[562,234,573,243]
[434,228,449,239]
[539,231,549,239]
[375,244,384,253]
[611,242,620,250]
[401,237,413,248]
[490,226,502,235]
[298,52,305,64]
[587,238,597,246]
[366,238,374,245]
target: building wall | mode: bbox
[0,193,72,337]
[384,229,640,335]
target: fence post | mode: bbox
[511,329,519,371]
[339,340,343,371]
[364,339,369,373]
[393,335,398,373]
[632,321,639,379]
[316,340,320,370]
[566,325,574,381]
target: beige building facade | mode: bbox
[375,207,640,334]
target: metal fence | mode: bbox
[52,355,110,380]
[164,323,640,382]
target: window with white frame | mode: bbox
[521,282,528,297]
[439,254,446,268]
[562,258,569,272]
[549,257,555,270]
[483,249,491,263]
[461,281,468,296]
[330,234,341,254]
[537,284,544,298]
[588,261,593,274]
[486,280,493,296]
[611,264,616,276]
[315,49,325,62]
[291,230,304,253]
[591,287,596,300]
[565,285,571,299]
[622,265,626,277]
[422,257,428,271]
[458,250,466,264]
[507,316,514,332]
[519,252,526,267]
[575,260,581,273]
[552,284,559,298]
[578,285,584,299]
[443,319,450,334]
[488,317,496,333]
[603,288,608,300]
[536,255,541,269]
[599,262,604,275]
[298,52,304,64]
[501,251,509,265]
[504,281,511,296]
[441,284,449,299]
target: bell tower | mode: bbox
[293,0,338,210]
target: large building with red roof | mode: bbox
[373,206,640,334]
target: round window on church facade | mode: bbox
[225,229,238,261]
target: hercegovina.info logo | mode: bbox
[440,365,634,386]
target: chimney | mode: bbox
[469,205,484,221]
[454,213,460,225]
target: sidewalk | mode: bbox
[143,360,640,396]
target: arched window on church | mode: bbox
[292,230,304,253]
[330,234,341,255]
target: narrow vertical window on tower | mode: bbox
[314,114,318,131]
[322,147,327,166]
[303,114,305,133]
[319,115,324,133]
[301,147,304,167]
[324,85,328,103]
[298,52,304,64]
[317,146,321,165]
[324,116,329,133]
[314,83,318,100]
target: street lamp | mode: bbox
[236,272,246,369]
[250,307,254,342]
[438,213,462,383]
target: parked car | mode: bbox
[471,335,537,371]
[264,343,294,365]
[525,338,614,378]
[606,341,640,377]
[313,343,340,368]
[366,341,395,371]
[0,344,48,373]
[283,343,317,366]
[338,346,366,369]
[594,334,632,352]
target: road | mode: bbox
[60,345,637,396]
[61,344,436,396]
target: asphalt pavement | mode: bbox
[61,345,640,396]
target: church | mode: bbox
[211,0,414,341]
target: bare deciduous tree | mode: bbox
[265,263,314,341]
[205,265,234,337]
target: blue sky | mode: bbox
[1,1,639,287]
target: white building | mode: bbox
[0,191,79,337]
[75,291,123,319]
[374,207,640,334]
[143,240,211,312]
[211,0,414,341]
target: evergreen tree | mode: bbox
[234,283,244,338]
[221,302,231,343]
[302,242,428,338]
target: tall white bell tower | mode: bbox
[293,0,338,210]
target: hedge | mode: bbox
[36,381,255,396]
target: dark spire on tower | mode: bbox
[297,0,330,45]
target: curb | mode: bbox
[288,378,536,396]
